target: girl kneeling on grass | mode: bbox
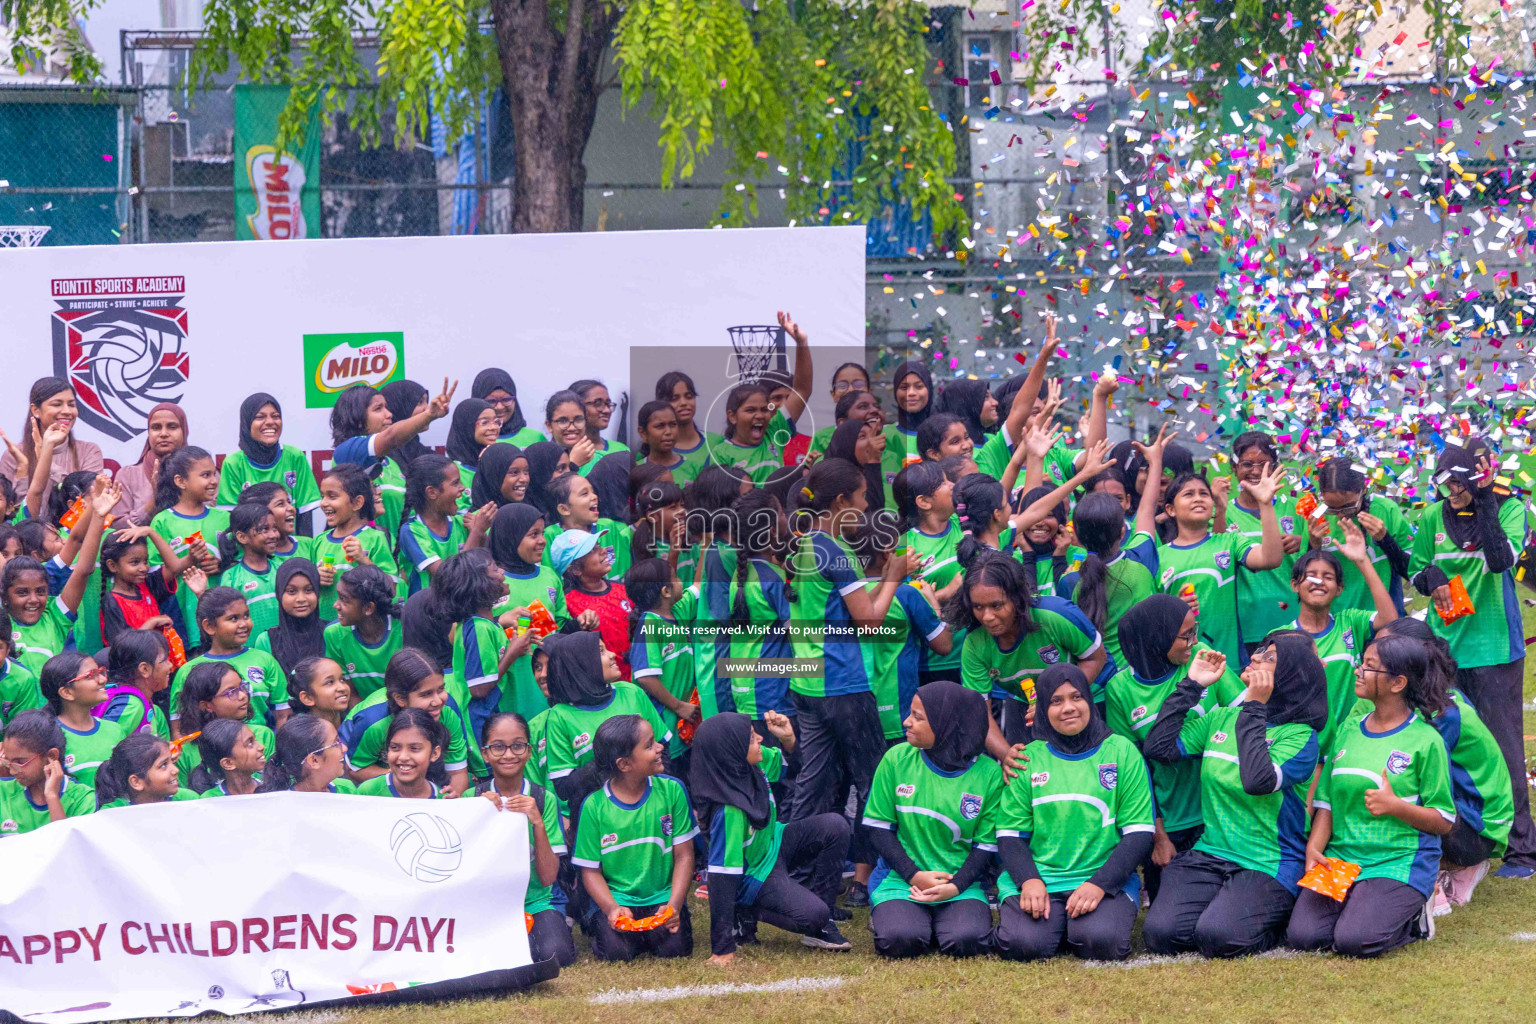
[477,712,574,967]
[1286,635,1455,956]
[994,664,1154,962]
[1141,634,1325,958]
[694,711,852,963]
[573,714,697,962]
[865,681,1001,959]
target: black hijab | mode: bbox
[489,502,545,576]
[690,713,772,831]
[827,418,884,511]
[1258,631,1330,731]
[542,631,612,707]
[893,361,934,432]
[381,380,432,471]
[916,680,988,773]
[1033,663,1111,755]
[446,398,492,470]
[267,558,324,675]
[524,441,568,520]
[939,380,990,445]
[238,392,283,466]
[1436,437,1502,549]
[587,451,633,524]
[472,368,526,437]
[1117,593,1190,680]
[993,375,1027,419]
[471,442,523,509]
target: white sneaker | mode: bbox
[1445,860,1490,907]
[1419,892,1437,941]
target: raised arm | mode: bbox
[775,311,814,425]
[25,422,68,519]
[1131,424,1175,538]
[372,377,456,458]
[1339,519,1397,630]
[1238,463,1285,571]
[1083,374,1118,454]
[61,479,120,614]
[1012,440,1115,531]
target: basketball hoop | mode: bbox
[0,226,51,247]
[727,324,786,384]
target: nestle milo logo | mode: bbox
[303,332,405,407]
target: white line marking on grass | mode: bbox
[1079,948,1313,969]
[588,976,847,1005]
[1510,932,1536,941]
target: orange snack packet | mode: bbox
[612,905,675,932]
[1295,491,1318,519]
[1298,856,1362,902]
[676,689,702,746]
[1437,575,1475,624]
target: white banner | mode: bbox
[0,227,865,471]
[0,792,536,1023]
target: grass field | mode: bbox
[159,607,1536,1024]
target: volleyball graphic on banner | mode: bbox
[389,812,463,883]
[49,275,190,443]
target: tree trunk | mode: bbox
[490,0,616,233]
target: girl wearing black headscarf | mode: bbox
[469,442,529,509]
[693,712,852,960]
[994,664,1155,962]
[539,630,670,810]
[490,502,575,719]
[887,361,934,468]
[1102,594,1245,897]
[256,558,325,680]
[445,398,498,505]
[380,380,433,473]
[1408,437,1536,877]
[865,681,1001,959]
[826,417,889,511]
[523,441,572,522]
[216,393,323,519]
[937,380,997,446]
[472,368,544,447]
[586,450,634,524]
[1140,632,1325,959]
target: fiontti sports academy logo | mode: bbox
[390,812,463,883]
[50,276,190,442]
[303,331,405,408]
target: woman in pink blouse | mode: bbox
[111,402,189,526]
[0,377,103,489]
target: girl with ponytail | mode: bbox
[95,732,194,809]
[214,502,282,637]
[322,565,403,702]
[626,556,698,771]
[257,713,354,793]
[189,717,267,797]
[726,489,796,727]
[1056,428,1170,673]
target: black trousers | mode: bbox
[1457,661,1536,867]
[995,697,1031,747]
[993,892,1137,962]
[756,814,849,930]
[1142,850,1295,958]
[1286,878,1427,958]
[788,691,885,865]
[869,897,993,958]
[589,902,693,962]
[1441,817,1498,869]
[528,907,575,967]
[1143,824,1203,904]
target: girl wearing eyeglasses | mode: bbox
[568,380,631,477]
[39,652,123,787]
[1306,457,1413,616]
[478,712,574,966]
[258,714,355,794]
[1102,595,1245,900]
[0,710,96,831]
[173,661,275,780]
[1407,437,1536,880]
[169,588,287,737]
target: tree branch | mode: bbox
[558,0,587,105]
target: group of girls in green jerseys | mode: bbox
[0,311,1532,972]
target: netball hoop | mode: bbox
[726,324,787,384]
[0,225,51,247]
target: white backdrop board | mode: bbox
[0,792,534,1023]
[0,226,865,471]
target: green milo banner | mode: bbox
[234,84,322,241]
[303,332,407,408]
